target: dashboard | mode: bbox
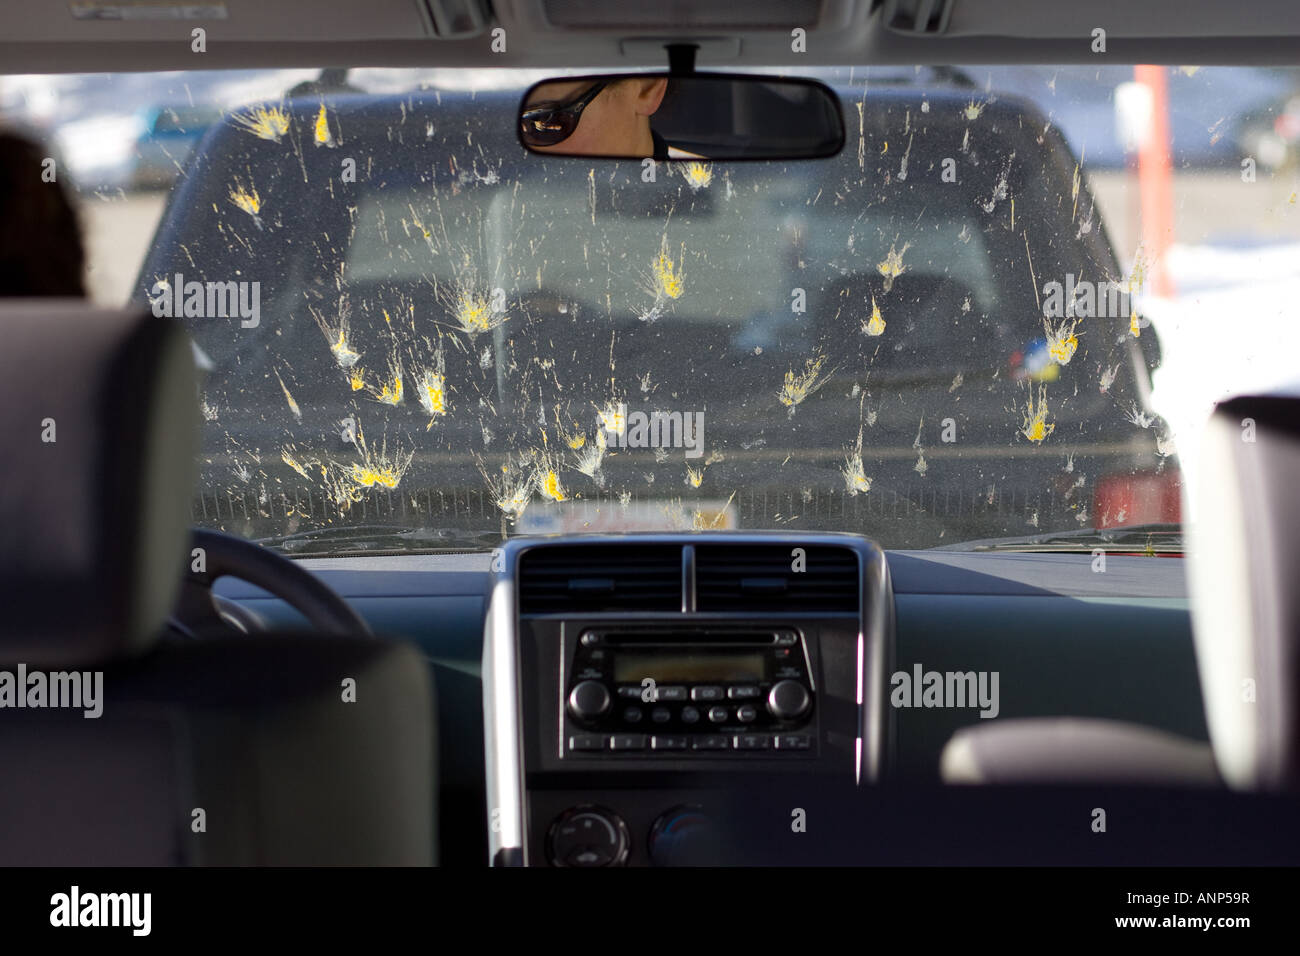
[213,536,1203,866]
[483,534,889,866]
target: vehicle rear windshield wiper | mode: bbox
[931,522,1183,554]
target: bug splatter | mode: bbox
[778,353,832,415]
[680,162,713,190]
[1020,384,1055,443]
[1044,316,1080,365]
[876,241,910,292]
[862,296,886,336]
[227,180,263,228]
[311,297,362,369]
[231,105,290,142]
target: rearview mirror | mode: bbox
[518,73,845,161]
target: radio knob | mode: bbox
[568,680,612,721]
[767,680,811,720]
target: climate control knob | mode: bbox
[767,680,811,720]
[648,805,719,867]
[568,680,611,721]
[547,806,630,867]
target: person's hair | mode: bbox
[0,129,86,297]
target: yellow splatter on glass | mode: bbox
[876,242,909,291]
[682,162,713,190]
[370,356,404,406]
[331,328,361,368]
[1125,244,1150,338]
[329,425,414,509]
[1044,317,1080,365]
[314,104,333,147]
[539,469,567,502]
[1020,384,1056,443]
[778,354,831,411]
[281,449,313,480]
[416,368,448,427]
[862,296,886,336]
[275,370,301,421]
[596,402,625,435]
[653,252,684,300]
[231,105,291,143]
[842,451,872,495]
[228,184,261,217]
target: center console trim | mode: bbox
[481,531,894,866]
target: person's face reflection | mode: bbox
[523,77,668,157]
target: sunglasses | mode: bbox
[520,81,610,148]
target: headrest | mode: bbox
[1186,391,1300,790]
[0,302,199,666]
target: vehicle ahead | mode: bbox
[136,73,1170,553]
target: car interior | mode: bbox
[3,0,1300,901]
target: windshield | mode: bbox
[12,65,1300,554]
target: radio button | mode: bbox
[735,705,758,723]
[616,685,643,699]
[652,735,688,750]
[651,707,672,724]
[657,686,688,702]
[622,706,643,724]
[692,735,731,750]
[691,686,724,702]
[737,734,772,750]
[568,680,612,721]
[775,734,812,750]
[727,685,760,700]
[707,705,729,723]
[680,706,701,724]
[568,734,606,751]
[610,734,648,751]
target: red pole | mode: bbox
[1134,64,1176,297]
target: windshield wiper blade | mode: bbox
[932,522,1183,553]
[252,525,496,555]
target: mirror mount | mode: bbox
[665,42,699,76]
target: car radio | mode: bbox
[561,626,817,756]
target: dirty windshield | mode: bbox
[52,65,1287,554]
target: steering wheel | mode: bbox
[171,528,373,638]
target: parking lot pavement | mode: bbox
[77,190,167,307]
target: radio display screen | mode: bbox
[613,652,764,683]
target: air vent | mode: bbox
[882,0,953,35]
[541,0,822,30]
[695,545,859,612]
[518,545,683,614]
